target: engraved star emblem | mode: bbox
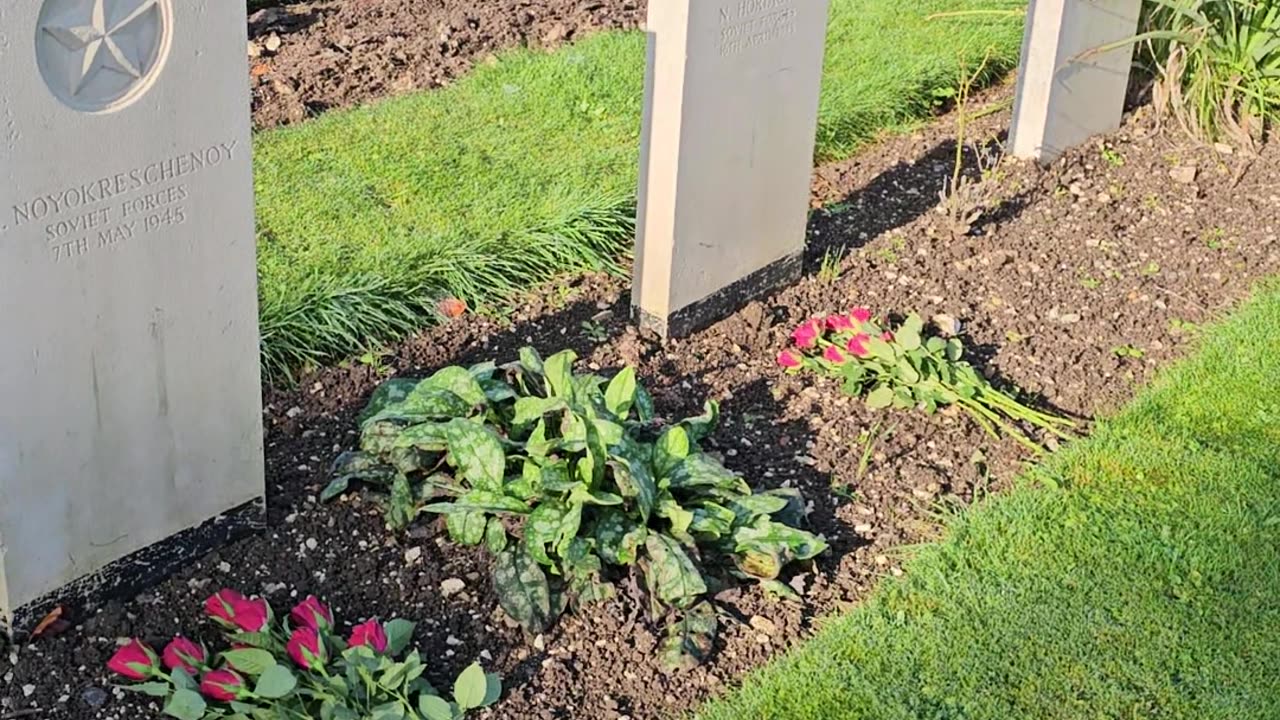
[41,0,160,96]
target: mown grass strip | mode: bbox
[253,0,1025,380]
[697,283,1280,720]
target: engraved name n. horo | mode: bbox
[719,0,797,57]
[7,140,237,264]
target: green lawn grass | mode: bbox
[697,284,1280,720]
[253,1,1025,380]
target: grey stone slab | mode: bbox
[0,0,263,630]
[633,0,831,337]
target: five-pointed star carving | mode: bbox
[42,0,159,96]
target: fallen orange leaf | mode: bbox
[438,297,467,318]
[251,63,271,78]
[31,606,66,639]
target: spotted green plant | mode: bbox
[325,349,827,669]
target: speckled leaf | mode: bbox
[690,502,736,539]
[569,484,624,506]
[513,397,567,425]
[525,500,569,567]
[419,366,487,407]
[609,456,657,523]
[594,509,647,566]
[446,510,487,546]
[422,490,529,515]
[386,474,416,530]
[604,367,637,417]
[392,422,450,452]
[563,538,614,608]
[644,533,707,606]
[540,461,577,492]
[653,426,690,479]
[480,377,518,404]
[394,388,473,420]
[762,487,807,527]
[359,379,419,425]
[445,419,506,491]
[485,517,508,553]
[326,451,395,500]
[679,401,720,443]
[668,454,750,496]
[493,548,553,633]
[571,373,605,405]
[656,494,695,538]
[361,420,408,455]
[543,350,577,399]
[660,602,717,671]
[592,418,625,446]
[732,518,828,579]
[726,494,790,525]
[525,419,555,458]
[633,385,656,423]
[518,347,545,376]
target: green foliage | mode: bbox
[1124,0,1280,144]
[329,349,827,667]
[252,2,1025,382]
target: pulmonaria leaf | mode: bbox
[513,396,568,426]
[418,366,488,407]
[493,548,554,633]
[633,385,657,423]
[392,422,450,452]
[690,501,736,540]
[518,346,546,376]
[444,419,507,492]
[422,490,530,515]
[525,500,570,567]
[604,367,638,417]
[644,533,708,607]
[480,377,518,404]
[485,517,508,553]
[543,350,578,399]
[358,378,419,425]
[326,451,396,501]
[389,446,433,475]
[680,401,720,443]
[394,387,474,421]
[653,426,691,479]
[571,373,606,406]
[594,509,648,565]
[387,474,417,530]
[656,493,696,539]
[668,454,751,496]
[726,493,791,525]
[608,455,657,523]
[446,510,487,546]
[732,518,828,579]
[761,487,808,528]
[563,538,615,608]
[659,602,718,671]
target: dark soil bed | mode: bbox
[4,92,1278,719]
[247,0,645,129]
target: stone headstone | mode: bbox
[633,0,831,336]
[1010,0,1141,162]
[0,0,264,632]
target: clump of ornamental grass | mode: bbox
[106,589,499,720]
[326,348,827,669]
[1108,0,1280,147]
[779,309,1075,453]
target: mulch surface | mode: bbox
[4,88,1279,720]
[247,0,646,129]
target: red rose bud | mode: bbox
[348,619,389,654]
[823,345,847,364]
[200,669,248,702]
[107,639,158,680]
[881,331,894,342]
[290,595,333,632]
[790,319,822,349]
[847,333,872,358]
[850,307,872,324]
[776,350,802,369]
[162,636,206,675]
[824,314,854,332]
[205,589,247,629]
[287,627,327,669]
[231,596,272,633]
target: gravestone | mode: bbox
[0,0,264,632]
[1010,0,1141,162]
[633,0,831,336]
